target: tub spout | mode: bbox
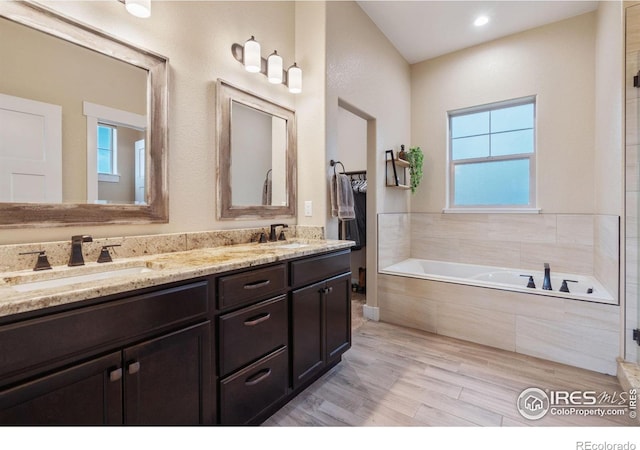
[542,263,552,290]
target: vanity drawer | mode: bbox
[219,346,288,425]
[0,281,209,388]
[290,250,351,288]
[217,264,286,310]
[218,295,288,377]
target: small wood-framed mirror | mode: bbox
[217,80,296,219]
[0,1,168,228]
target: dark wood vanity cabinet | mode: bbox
[0,281,213,425]
[0,351,123,425]
[216,250,352,425]
[216,264,289,425]
[291,251,352,390]
[0,247,352,426]
[291,274,352,389]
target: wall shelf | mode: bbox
[385,150,411,189]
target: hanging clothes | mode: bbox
[339,172,366,250]
[343,190,366,250]
[262,169,272,205]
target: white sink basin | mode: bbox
[276,242,310,249]
[11,266,154,292]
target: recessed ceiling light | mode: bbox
[474,15,489,27]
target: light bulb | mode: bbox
[125,0,151,18]
[287,63,302,94]
[243,36,261,73]
[267,51,283,84]
[474,15,489,27]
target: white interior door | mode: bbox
[134,139,145,204]
[0,93,62,203]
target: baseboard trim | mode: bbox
[363,304,379,321]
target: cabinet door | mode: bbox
[0,352,122,425]
[123,321,212,425]
[291,281,325,389]
[325,274,352,363]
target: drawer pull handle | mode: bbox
[109,368,122,382]
[245,368,272,386]
[128,361,141,375]
[244,312,271,326]
[243,279,271,290]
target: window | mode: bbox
[448,96,535,209]
[97,123,117,175]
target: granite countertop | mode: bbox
[0,239,354,319]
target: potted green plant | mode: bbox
[406,146,424,193]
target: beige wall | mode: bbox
[295,0,327,230]
[594,1,624,217]
[325,1,411,309]
[0,17,146,203]
[411,12,597,213]
[0,0,297,244]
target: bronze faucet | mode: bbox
[68,235,93,266]
[269,224,288,241]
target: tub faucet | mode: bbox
[68,235,93,266]
[542,263,552,290]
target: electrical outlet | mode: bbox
[304,200,312,217]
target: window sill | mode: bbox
[442,208,541,214]
[98,173,120,183]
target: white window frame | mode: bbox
[97,123,118,181]
[445,96,538,213]
[83,101,146,202]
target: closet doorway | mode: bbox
[337,105,367,295]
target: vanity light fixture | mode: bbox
[231,38,302,93]
[287,63,302,94]
[267,50,283,84]
[123,0,151,18]
[243,36,262,73]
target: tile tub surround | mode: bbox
[0,225,324,273]
[378,273,620,375]
[378,212,620,303]
[0,237,349,319]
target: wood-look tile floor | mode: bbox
[264,295,637,427]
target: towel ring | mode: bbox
[330,159,346,175]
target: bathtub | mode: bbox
[380,258,615,305]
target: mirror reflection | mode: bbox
[217,79,296,219]
[0,16,148,205]
[230,101,287,207]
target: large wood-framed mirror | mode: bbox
[217,80,296,219]
[0,1,168,228]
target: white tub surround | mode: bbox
[381,258,614,305]
[379,212,620,303]
[378,273,620,375]
[377,212,622,375]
